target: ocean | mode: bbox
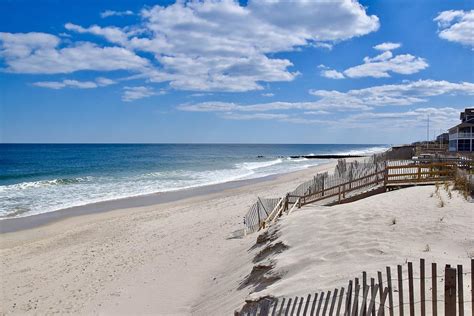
[0,144,388,219]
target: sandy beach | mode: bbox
[0,161,339,315]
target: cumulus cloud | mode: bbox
[101,10,134,18]
[33,77,117,89]
[309,79,474,107]
[343,53,428,78]
[122,86,163,102]
[0,32,149,74]
[321,69,345,79]
[373,42,401,51]
[321,43,428,79]
[178,80,474,120]
[1,0,379,93]
[340,107,462,129]
[434,10,474,49]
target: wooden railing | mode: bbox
[235,259,473,316]
[244,161,468,234]
[385,162,457,185]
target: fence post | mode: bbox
[417,166,421,181]
[471,259,474,316]
[386,267,394,316]
[444,265,456,316]
[420,259,425,316]
[345,280,353,316]
[377,271,384,316]
[432,262,437,316]
[408,262,415,316]
[457,264,464,316]
[397,265,404,316]
[338,185,341,203]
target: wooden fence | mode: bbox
[236,259,473,316]
[243,160,465,234]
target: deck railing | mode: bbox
[242,159,472,235]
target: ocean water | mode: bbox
[0,144,388,219]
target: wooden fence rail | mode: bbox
[236,259,473,316]
[243,161,464,234]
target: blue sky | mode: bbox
[1,0,473,144]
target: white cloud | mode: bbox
[262,93,274,97]
[0,32,149,74]
[373,42,401,51]
[340,107,462,130]
[321,43,428,79]
[179,80,474,116]
[310,79,474,107]
[321,69,345,79]
[65,23,131,46]
[101,10,134,18]
[122,86,163,102]
[95,77,117,86]
[434,10,474,49]
[8,0,379,92]
[33,77,117,89]
[343,53,428,78]
[222,112,290,121]
[178,100,370,113]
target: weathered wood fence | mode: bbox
[236,258,473,316]
[243,160,465,234]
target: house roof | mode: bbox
[448,122,474,132]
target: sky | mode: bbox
[0,0,473,144]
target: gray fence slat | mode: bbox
[432,262,437,316]
[386,267,394,316]
[271,298,279,316]
[297,296,304,316]
[420,259,425,316]
[285,298,293,316]
[316,292,325,316]
[351,283,360,316]
[290,297,299,316]
[407,262,414,316]
[377,288,389,316]
[336,287,345,316]
[360,285,370,316]
[302,294,311,316]
[397,265,404,316]
[366,284,379,316]
[323,291,331,316]
[310,293,319,316]
[329,288,338,316]
[457,264,464,316]
[444,265,456,316]
[377,272,384,316]
[278,298,286,316]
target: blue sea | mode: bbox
[0,144,388,218]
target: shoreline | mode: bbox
[0,172,282,234]
[0,159,341,315]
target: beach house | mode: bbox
[448,108,474,152]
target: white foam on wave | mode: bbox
[0,156,322,219]
[334,146,389,156]
[237,158,283,171]
[0,176,93,192]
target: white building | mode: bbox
[448,108,474,152]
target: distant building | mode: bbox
[448,108,474,152]
[436,132,449,144]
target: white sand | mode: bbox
[2,162,472,315]
[245,185,473,314]
[0,161,338,315]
